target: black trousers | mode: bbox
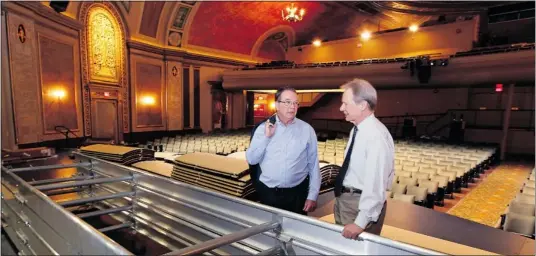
[256,177,309,215]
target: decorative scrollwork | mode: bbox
[88,7,120,83]
[79,2,129,136]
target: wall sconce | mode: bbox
[360,31,371,41]
[50,89,66,101]
[140,95,156,106]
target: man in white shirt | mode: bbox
[333,78,395,239]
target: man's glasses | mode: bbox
[278,101,300,107]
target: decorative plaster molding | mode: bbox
[127,40,252,67]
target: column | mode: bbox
[1,10,17,150]
[500,84,515,160]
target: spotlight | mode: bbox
[312,39,322,47]
[409,24,419,32]
[49,1,69,13]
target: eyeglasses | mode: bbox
[278,100,300,107]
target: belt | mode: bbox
[342,186,362,194]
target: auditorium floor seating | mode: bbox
[142,131,503,212]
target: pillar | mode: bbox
[500,84,515,160]
[1,10,17,150]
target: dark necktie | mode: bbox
[334,126,357,197]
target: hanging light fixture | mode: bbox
[282,3,305,22]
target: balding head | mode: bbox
[339,79,377,125]
[340,78,377,111]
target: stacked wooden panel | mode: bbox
[171,152,254,198]
[132,160,174,177]
[79,144,155,165]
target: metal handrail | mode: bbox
[34,175,133,191]
[162,220,281,256]
[1,166,132,255]
[2,162,92,173]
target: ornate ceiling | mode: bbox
[58,1,512,61]
[188,2,371,55]
[184,1,511,57]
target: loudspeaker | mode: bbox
[49,1,69,13]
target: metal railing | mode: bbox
[426,109,535,135]
[309,109,534,138]
[309,113,444,138]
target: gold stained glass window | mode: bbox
[87,6,122,83]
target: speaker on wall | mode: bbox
[49,1,69,13]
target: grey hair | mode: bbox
[275,86,297,101]
[340,78,377,111]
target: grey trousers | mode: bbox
[334,192,386,236]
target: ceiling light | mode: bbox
[409,24,419,32]
[282,3,305,22]
[313,40,321,47]
[361,31,371,40]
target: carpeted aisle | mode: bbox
[447,163,532,226]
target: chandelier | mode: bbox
[282,3,305,22]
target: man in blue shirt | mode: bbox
[246,87,321,215]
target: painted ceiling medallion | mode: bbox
[168,31,183,47]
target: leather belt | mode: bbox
[342,186,362,194]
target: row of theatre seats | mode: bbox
[238,42,534,71]
[145,132,250,155]
[498,169,536,238]
[388,141,495,208]
[450,42,535,57]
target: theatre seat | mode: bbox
[403,165,419,173]
[406,186,429,206]
[506,201,536,216]
[419,180,439,208]
[515,193,535,205]
[399,177,418,187]
[397,171,412,178]
[393,194,415,204]
[503,212,536,238]
[413,172,430,181]
[391,183,407,195]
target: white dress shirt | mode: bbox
[342,114,395,229]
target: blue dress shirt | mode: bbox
[246,116,321,201]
